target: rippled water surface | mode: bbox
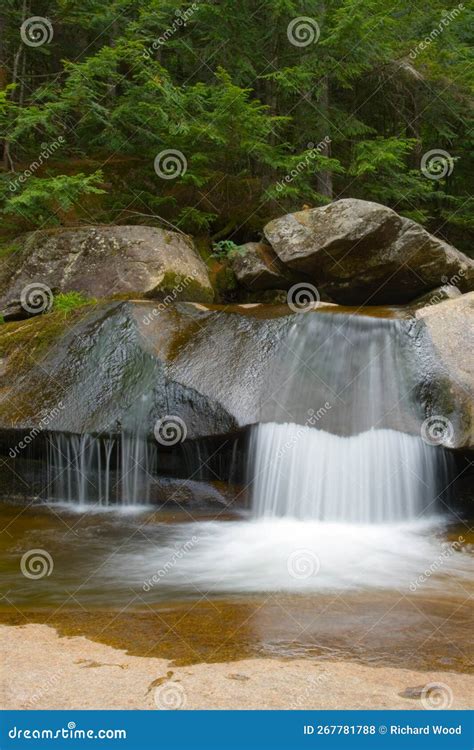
[1,497,472,672]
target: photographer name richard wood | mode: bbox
[391,725,461,735]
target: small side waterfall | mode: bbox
[46,395,156,505]
[250,312,451,523]
[46,431,157,506]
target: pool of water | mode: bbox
[1,496,472,672]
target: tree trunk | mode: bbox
[316,76,333,199]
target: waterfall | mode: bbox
[46,395,157,505]
[46,432,157,506]
[250,424,449,522]
[250,312,451,523]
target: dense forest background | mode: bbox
[0,0,472,252]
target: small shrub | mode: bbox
[211,240,243,260]
[53,291,94,314]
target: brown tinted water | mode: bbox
[0,500,472,673]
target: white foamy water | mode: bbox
[132,517,471,595]
[249,425,450,523]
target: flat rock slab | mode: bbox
[1,624,472,710]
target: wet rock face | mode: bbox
[264,199,474,305]
[0,226,213,309]
[0,297,471,451]
[414,292,474,450]
[0,301,290,440]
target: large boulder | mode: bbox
[230,242,299,291]
[0,226,213,312]
[414,292,474,450]
[264,199,474,305]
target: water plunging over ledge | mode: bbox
[33,308,453,519]
[249,312,452,523]
[249,424,449,522]
[0,306,469,612]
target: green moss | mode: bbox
[0,241,22,259]
[53,291,96,315]
[213,266,238,302]
[0,305,93,375]
[148,271,214,303]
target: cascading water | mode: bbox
[250,425,448,522]
[123,309,464,597]
[36,307,466,597]
[249,312,451,523]
[46,394,157,506]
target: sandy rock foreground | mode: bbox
[1,624,472,710]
